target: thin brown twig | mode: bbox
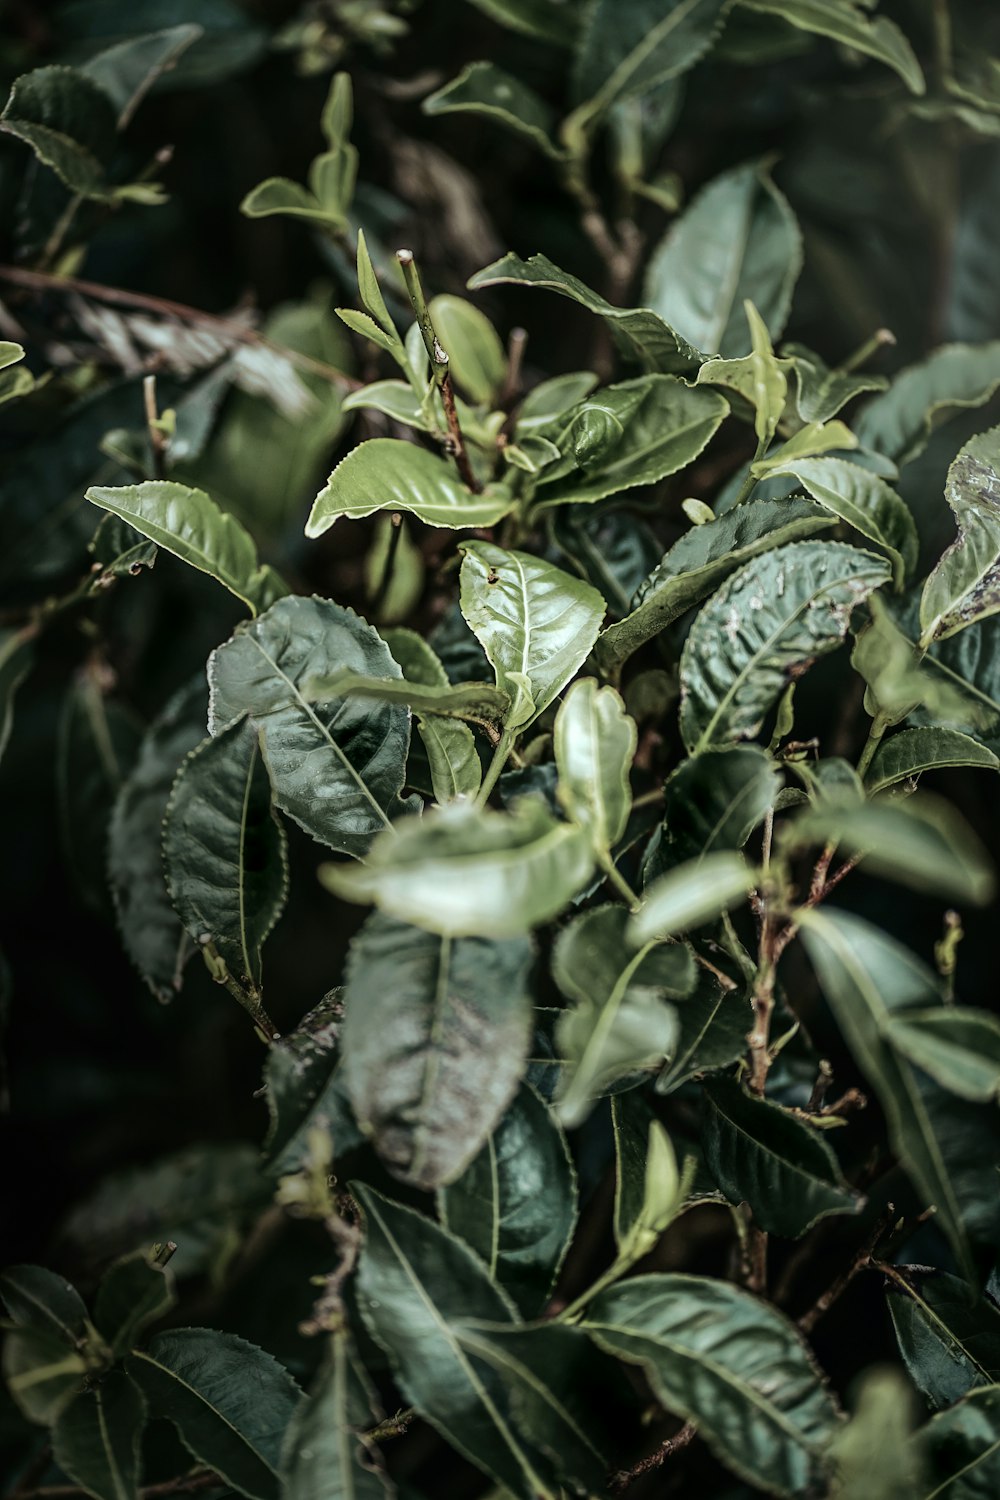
[797,1207,896,1334]
[439,369,482,493]
[611,1421,698,1493]
[12,1472,221,1500]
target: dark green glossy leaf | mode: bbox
[207,596,412,859]
[887,1267,1000,1410]
[702,1078,861,1237]
[440,1083,576,1316]
[279,1333,392,1500]
[855,342,1000,466]
[307,439,512,534]
[652,744,779,870]
[0,65,117,197]
[679,540,891,751]
[865,727,1000,792]
[551,506,660,617]
[263,992,361,1173]
[82,24,202,123]
[52,1371,146,1500]
[921,426,1000,645]
[163,721,288,991]
[342,913,533,1188]
[423,63,562,158]
[93,1252,175,1360]
[916,1385,1000,1498]
[883,1009,1000,1103]
[761,456,917,587]
[656,963,751,1094]
[584,1274,840,1496]
[125,1330,302,1500]
[0,1267,88,1345]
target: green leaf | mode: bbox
[921,426,1000,645]
[865,727,1000,792]
[0,65,117,198]
[909,619,1000,751]
[855,342,1000,466]
[429,294,507,406]
[916,1385,1000,1497]
[515,371,600,434]
[782,792,995,906]
[2,1326,87,1424]
[883,1009,1000,1103]
[207,596,413,858]
[654,744,779,869]
[93,1251,175,1360]
[263,992,361,1174]
[0,1267,88,1345]
[381,629,484,804]
[644,160,801,357]
[631,852,756,943]
[163,721,288,991]
[321,800,594,937]
[887,1267,1000,1410]
[595,497,833,675]
[461,0,578,44]
[852,595,975,728]
[740,0,924,94]
[279,1333,392,1499]
[459,542,605,726]
[798,908,975,1280]
[439,1083,577,1315]
[829,1368,924,1500]
[52,1371,146,1500]
[342,913,533,1189]
[304,670,508,727]
[0,341,24,372]
[125,1330,302,1500]
[307,439,512,534]
[656,963,751,1094]
[468,252,704,374]
[353,1184,561,1500]
[584,1274,840,1496]
[612,1101,689,1262]
[553,904,694,1127]
[423,63,562,159]
[533,374,728,510]
[86,482,287,616]
[696,299,792,443]
[759,456,917,588]
[679,540,891,752]
[240,175,339,225]
[109,679,207,1002]
[750,420,858,476]
[81,25,202,124]
[783,341,887,424]
[553,677,636,855]
[702,1078,862,1237]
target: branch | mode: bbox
[11,1472,221,1500]
[796,1207,895,1334]
[610,1421,697,1493]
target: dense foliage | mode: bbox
[4,2,1000,1496]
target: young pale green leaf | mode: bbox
[553,904,694,1127]
[750,420,858,475]
[459,542,605,726]
[653,744,779,870]
[353,1185,563,1500]
[2,1327,88,1425]
[921,427,1000,645]
[0,341,24,372]
[429,294,507,406]
[865,726,1000,792]
[463,0,577,43]
[263,992,361,1174]
[240,175,340,226]
[0,65,118,197]
[424,63,562,159]
[307,439,513,535]
[782,341,887,424]
[883,1009,1000,1103]
[828,1368,924,1500]
[782,792,995,906]
[852,595,974,728]
[468,252,704,374]
[93,1251,175,1360]
[887,1267,1000,1410]
[0,1266,88,1345]
[322,799,593,937]
[799,908,975,1280]
[553,677,636,854]
[52,1371,146,1500]
[741,0,925,94]
[342,913,532,1188]
[279,1333,392,1500]
[110,679,207,1002]
[644,160,801,358]
[208,596,413,859]
[439,1083,577,1316]
[163,721,287,991]
[612,1102,688,1263]
[695,299,792,442]
[679,540,891,752]
[916,1385,1000,1497]
[630,852,755,943]
[759,456,917,588]
[584,1274,840,1496]
[595,497,833,675]
[343,380,430,430]
[86,482,287,616]
[855,341,1000,466]
[125,1330,302,1500]
[702,1079,862,1238]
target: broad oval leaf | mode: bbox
[741,0,924,94]
[921,426,1000,645]
[429,293,507,405]
[887,1267,1000,1410]
[644,160,801,358]
[0,65,117,198]
[163,721,288,991]
[52,1371,146,1500]
[439,1083,577,1316]
[865,727,1000,793]
[207,596,412,858]
[459,542,605,726]
[321,800,594,937]
[650,744,779,871]
[86,482,288,616]
[761,456,917,588]
[584,1273,841,1496]
[883,1009,1000,1103]
[916,1385,1000,1499]
[678,540,891,752]
[423,63,563,160]
[855,341,1000,466]
[342,912,533,1189]
[306,439,513,534]
[596,496,833,675]
[125,1330,302,1500]
[553,677,636,854]
[0,1266,88,1345]
[702,1078,862,1238]
[630,852,755,943]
